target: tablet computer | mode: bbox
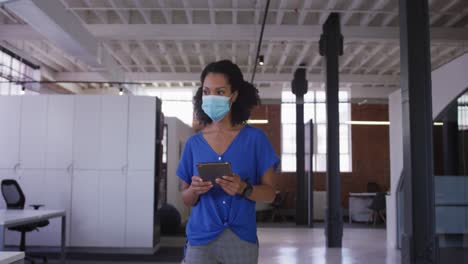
[197,162,233,184]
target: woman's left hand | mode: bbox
[215,174,245,196]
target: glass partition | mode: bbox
[433,88,468,263]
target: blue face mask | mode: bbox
[202,95,231,122]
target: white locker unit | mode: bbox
[0,96,21,169]
[0,95,160,250]
[70,170,100,247]
[41,169,73,246]
[100,96,129,171]
[125,170,155,248]
[46,95,75,170]
[128,96,156,171]
[98,170,126,247]
[19,96,48,169]
[73,96,101,170]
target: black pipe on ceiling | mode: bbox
[250,0,271,84]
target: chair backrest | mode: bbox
[1,179,25,209]
[367,182,381,193]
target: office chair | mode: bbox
[1,179,49,263]
[270,191,288,222]
[368,192,386,226]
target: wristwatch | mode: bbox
[241,180,253,198]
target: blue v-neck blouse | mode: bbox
[176,125,280,245]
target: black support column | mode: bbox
[319,13,343,248]
[442,105,459,175]
[399,0,438,263]
[292,68,308,226]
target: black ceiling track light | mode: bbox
[251,0,271,84]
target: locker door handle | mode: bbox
[121,164,128,175]
[13,163,21,173]
[67,163,74,175]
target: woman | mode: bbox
[176,60,279,264]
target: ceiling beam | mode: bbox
[341,0,363,25]
[232,0,238,24]
[276,43,292,73]
[3,24,468,43]
[298,0,313,25]
[214,42,221,61]
[181,0,193,24]
[137,41,162,72]
[262,43,274,74]
[231,43,236,63]
[207,0,215,24]
[352,45,384,74]
[254,0,262,25]
[158,42,176,72]
[276,0,287,25]
[382,7,397,26]
[84,0,107,23]
[3,0,125,82]
[108,0,129,24]
[319,0,338,25]
[247,42,256,74]
[360,0,389,26]
[364,45,399,74]
[340,44,366,71]
[102,42,131,72]
[157,0,172,24]
[132,0,151,24]
[56,72,399,85]
[430,0,458,25]
[120,41,146,72]
[293,43,312,67]
[194,42,205,69]
[176,42,191,72]
[445,7,468,26]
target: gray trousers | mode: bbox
[184,229,259,264]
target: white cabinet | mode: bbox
[19,96,48,169]
[0,97,21,169]
[100,96,128,170]
[0,95,158,250]
[128,97,156,171]
[40,169,73,246]
[98,170,126,247]
[17,169,46,206]
[73,96,101,170]
[126,170,154,247]
[46,96,74,169]
[70,170,99,247]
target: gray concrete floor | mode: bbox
[45,226,400,264]
[258,227,400,264]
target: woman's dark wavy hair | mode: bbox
[194,60,260,126]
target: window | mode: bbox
[146,89,194,126]
[0,47,40,95]
[281,90,352,172]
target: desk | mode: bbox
[0,252,24,264]
[349,193,376,223]
[0,210,66,263]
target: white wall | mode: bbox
[165,117,194,223]
[387,90,403,249]
[432,52,468,117]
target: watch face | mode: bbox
[244,185,253,197]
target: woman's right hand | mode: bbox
[189,176,213,195]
